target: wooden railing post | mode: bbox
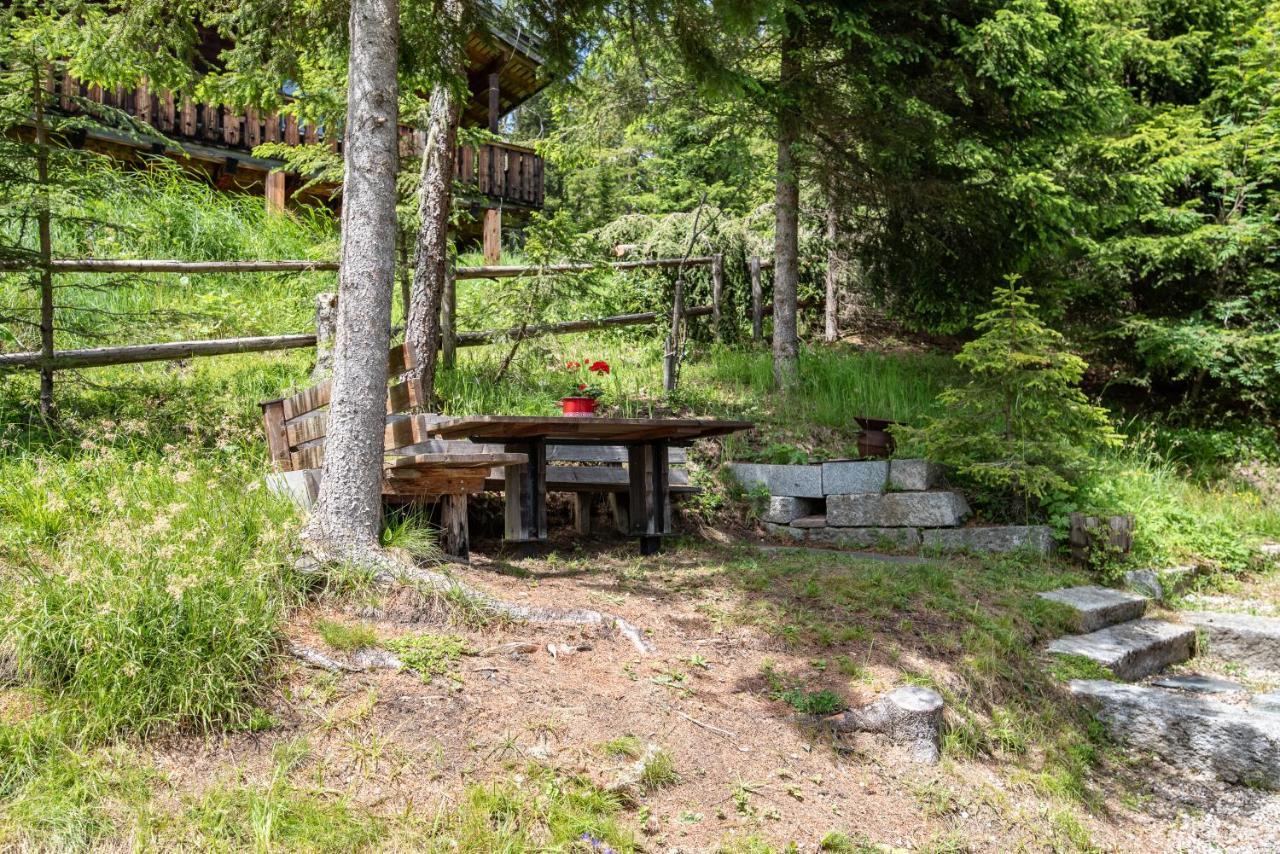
[749,256,763,343]
[442,264,458,369]
[711,253,724,342]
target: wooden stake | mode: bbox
[711,253,724,343]
[750,256,763,343]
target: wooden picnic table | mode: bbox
[426,415,753,554]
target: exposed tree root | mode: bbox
[288,643,360,673]
[297,541,656,656]
[393,563,656,656]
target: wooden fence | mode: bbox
[0,255,778,371]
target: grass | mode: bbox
[314,618,379,653]
[599,734,644,759]
[638,748,679,793]
[0,159,1276,850]
[384,633,468,680]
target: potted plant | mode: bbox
[560,359,610,416]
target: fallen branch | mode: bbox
[670,706,738,740]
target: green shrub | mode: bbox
[903,281,1121,513]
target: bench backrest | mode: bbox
[260,343,433,471]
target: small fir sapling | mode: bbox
[902,279,1121,516]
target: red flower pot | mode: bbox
[561,396,597,416]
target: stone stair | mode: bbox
[1039,585,1280,787]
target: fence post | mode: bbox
[711,253,724,343]
[749,256,763,343]
[442,264,458,369]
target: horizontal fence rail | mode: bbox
[0,255,781,371]
[0,300,801,371]
[0,256,744,276]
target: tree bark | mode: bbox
[300,0,400,560]
[772,20,801,390]
[405,0,463,396]
[823,176,840,344]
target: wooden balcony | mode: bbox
[46,75,544,210]
[454,141,544,209]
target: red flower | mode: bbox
[588,360,610,374]
[566,361,581,369]
[578,383,588,391]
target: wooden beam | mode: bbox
[0,333,316,370]
[482,208,501,264]
[487,71,500,133]
[265,170,287,214]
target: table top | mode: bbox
[425,414,754,444]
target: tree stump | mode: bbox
[824,686,944,764]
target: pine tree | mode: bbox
[907,279,1121,510]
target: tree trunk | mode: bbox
[300,0,400,560]
[823,176,840,344]
[405,0,463,396]
[33,69,55,422]
[772,21,801,390]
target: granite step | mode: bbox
[1069,680,1280,787]
[1184,611,1280,674]
[1047,618,1195,681]
[1038,585,1148,633]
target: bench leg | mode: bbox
[573,492,592,536]
[440,493,469,560]
[607,493,629,534]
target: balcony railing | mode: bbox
[454,141,544,209]
[46,75,544,209]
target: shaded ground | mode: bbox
[125,540,1280,851]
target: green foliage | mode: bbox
[638,748,679,792]
[313,619,378,653]
[427,764,634,851]
[905,282,1121,510]
[775,688,845,716]
[384,633,467,680]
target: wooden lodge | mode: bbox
[43,18,547,262]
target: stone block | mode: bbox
[922,525,1053,555]
[762,521,807,542]
[1070,680,1280,787]
[265,469,321,510]
[1124,565,1197,603]
[1047,619,1195,681]
[1151,674,1244,694]
[887,459,943,492]
[820,460,888,495]
[827,491,969,528]
[809,526,921,551]
[792,515,828,529]
[1253,692,1280,715]
[1037,585,1147,633]
[1185,611,1280,673]
[760,496,816,524]
[726,462,823,498]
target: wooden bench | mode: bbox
[259,354,525,559]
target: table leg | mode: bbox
[503,439,547,543]
[628,440,670,555]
